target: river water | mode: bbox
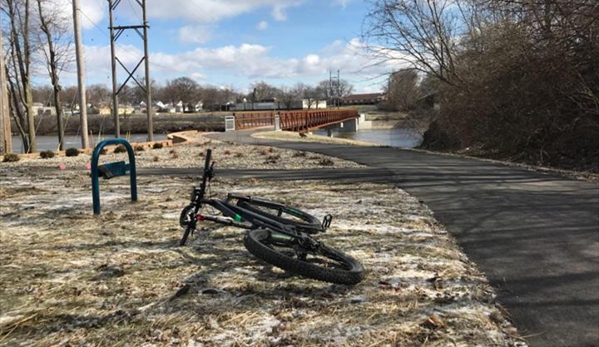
[10,128,421,152]
[314,128,423,148]
[11,134,168,152]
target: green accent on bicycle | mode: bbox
[270,232,295,242]
[235,214,242,222]
[286,208,304,218]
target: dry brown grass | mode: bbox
[0,138,524,347]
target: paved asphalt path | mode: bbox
[203,131,599,347]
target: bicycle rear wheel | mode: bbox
[243,228,364,285]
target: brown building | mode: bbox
[339,93,385,105]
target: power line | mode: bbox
[126,0,143,23]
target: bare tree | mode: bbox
[86,84,111,106]
[385,68,421,111]
[163,77,198,106]
[4,0,37,152]
[249,81,280,102]
[363,0,464,85]
[316,79,354,105]
[36,0,72,150]
[302,86,319,109]
[277,86,296,110]
[0,24,11,154]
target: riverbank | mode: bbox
[0,133,524,346]
[12,112,227,136]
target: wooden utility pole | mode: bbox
[142,0,153,141]
[72,0,89,149]
[0,25,12,155]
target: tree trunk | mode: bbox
[0,26,12,155]
[37,0,65,150]
[7,0,36,152]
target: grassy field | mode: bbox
[0,136,524,346]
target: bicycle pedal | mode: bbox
[322,214,333,230]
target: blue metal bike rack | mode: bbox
[91,139,137,215]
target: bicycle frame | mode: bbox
[180,149,312,246]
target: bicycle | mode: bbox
[179,149,364,285]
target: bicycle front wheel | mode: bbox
[243,229,364,285]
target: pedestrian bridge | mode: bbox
[231,109,359,133]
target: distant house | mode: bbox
[232,98,326,111]
[32,102,58,117]
[302,99,327,109]
[340,93,385,106]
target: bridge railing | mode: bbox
[233,111,275,130]
[233,109,359,131]
[279,110,358,132]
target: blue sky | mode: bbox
[61,0,404,93]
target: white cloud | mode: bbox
[271,5,288,21]
[332,0,351,8]
[178,25,214,44]
[36,0,105,31]
[256,21,269,31]
[79,0,105,29]
[146,0,303,23]
[73,38,405,93]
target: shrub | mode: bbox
[264,154,281,164]
[2,153,19,162]
[152,142,164,149]
[100,148,107,155]
[318,158,335,166]
[40,150,55,159]
[293,151,307,158]
[114,145,127,154]
[65,148,80,157]
[153,156,160,162]
[135,145,145,152]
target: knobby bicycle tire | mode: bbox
[180,224,194,246]
[243,229,364,285]
[236,200,324,233]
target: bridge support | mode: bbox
[340,118,359,132]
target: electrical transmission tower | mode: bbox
[108,0,153,141]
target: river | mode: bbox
[11,134,168,152]
[314,128,423,148]
[10,128,421,152]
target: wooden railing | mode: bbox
[233,109,358,132]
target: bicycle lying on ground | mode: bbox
[179,149,364,285]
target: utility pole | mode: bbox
[108,0,153,140]
[72,0,89,149]
[108,0,119,138]
[329,70,332,108]
[0,24,12,155]
[142,0,153,141]
[337,69,341,108]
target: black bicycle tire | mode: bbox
[180,224,194,246]
[236,200,324,233]
[243,229,364,285]
[179,205,194,228]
